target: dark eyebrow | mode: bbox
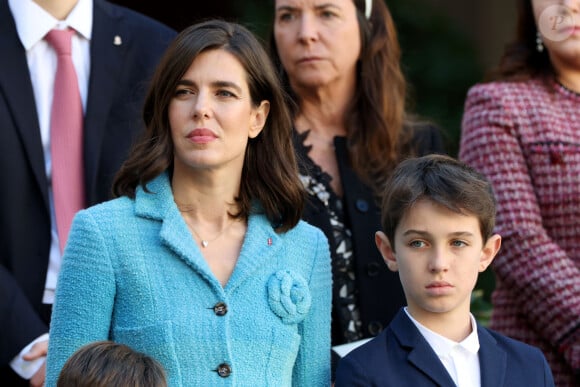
[314,3,341,11]
[275,5,296,13]
[276,3,340,13]
[212,81,243,95]
[175,79,243,95]
[176,79,194,87]
[402,230,475,238]
[402,230,431,238]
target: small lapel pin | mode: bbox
[267,238,272,246]
[113,35,122,46]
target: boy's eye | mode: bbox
[451,240,467,247]
[409,240,426,248]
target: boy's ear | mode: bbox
[375,231,398,272]
[479,233,501,272]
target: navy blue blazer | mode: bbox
[0,0,175,379]
[335,309,555,387]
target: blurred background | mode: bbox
[111,0,518,323]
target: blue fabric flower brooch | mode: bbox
[267,270,311,324]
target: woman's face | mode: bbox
[168,49,269,176]
[532,0,580,73]
[273,0,362,91]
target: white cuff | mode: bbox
[9,333,49,379]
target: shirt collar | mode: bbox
[9,0,93,50]
[404,307,480,357]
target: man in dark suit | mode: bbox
[335,155,555,387]
[0,0,176,385]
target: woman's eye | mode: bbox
[278,12,295,22]
[217,90,236,98]
[320,10,337,19]
[175,88,193,96]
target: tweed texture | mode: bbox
[45,173,332,386]
[459,79,580,386]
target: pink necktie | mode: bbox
[45,28,85,253]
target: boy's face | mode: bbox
[376,199,501,325]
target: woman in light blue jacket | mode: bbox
[46,20,332,387]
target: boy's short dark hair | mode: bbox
[380,154,497,246]
[57,341,167,387]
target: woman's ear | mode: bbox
[479,234,501,272]
[375,231,398,272]
[249,100,270,138]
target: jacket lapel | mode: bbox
[133,173,281,295]
[134,173,223,288]
[83,0,125,202]
[478,326,507,387]
[225,211,280,293]
[391,310,457,387]
[0,1,49,209]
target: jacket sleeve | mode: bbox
[459,83,580,372]
[0,265,48,365]
[292,228,332,386]
[44,210,116,387]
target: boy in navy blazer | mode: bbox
[335,154,555,387]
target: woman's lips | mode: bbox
[187,128,216,144]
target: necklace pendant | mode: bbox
[201,240,209,248]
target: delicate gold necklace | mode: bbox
[177,206,234,248]
[186,220,233,248]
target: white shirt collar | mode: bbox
[404,307,480,357]
[9,0,93,50]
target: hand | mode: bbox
[29,361,46,387]
[23,340,48,387]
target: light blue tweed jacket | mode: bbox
[45,172,332,386]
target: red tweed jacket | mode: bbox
[460,79,580,387]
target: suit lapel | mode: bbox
[391,310,457,387]
[0,1,49,209]
[83,0,125,202]
[478,326,507,387]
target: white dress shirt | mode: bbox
[405,307,481,387]
[8,0,92,379]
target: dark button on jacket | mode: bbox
[216,363,231,378]
[355,199,369,213]
[213,302,228,316]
